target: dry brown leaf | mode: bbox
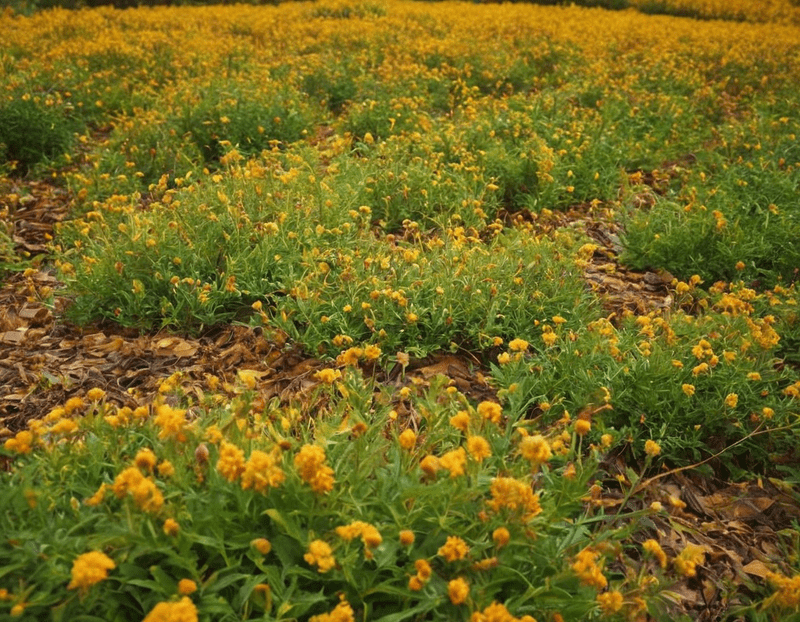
[742,559,773,578]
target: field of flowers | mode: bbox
[2,0,800,620]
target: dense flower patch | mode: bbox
[1,0,800,619]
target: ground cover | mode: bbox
[1,0,800,620]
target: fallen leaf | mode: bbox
[742,559,772,578]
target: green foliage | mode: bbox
[0,372,655,621]
[0,94,78,174]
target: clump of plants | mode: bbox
[0,368,753,621]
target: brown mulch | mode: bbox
[2,176,798,620]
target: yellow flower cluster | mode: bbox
[409,558,432,591]
[438,536,471,562]
[294,444,336,494]
[467,435,491,462]
[488,477,542,521]
[309,599,355,622]
[519,435,551,468]
[3,430,33,454]
[304,539,337,573]
[629,0,800,24]
[571,547,608,589]
[470,601,537,622]
[112,466,164,513]
[67,551,116,594]
[241,449,286,493]
[153,404,187,441]
[767,571,800,609]
[448,577,470,605]
[643,539,668,568]
[142,596,198,622]
[673,543,706,577]
[216,441,246,482]
[440,447,467,477]
[335,520,383,548]
[477,401,503,424]
[596,590,624,615]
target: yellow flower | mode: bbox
[315,368,342,384]
[134,448,158,472]
[216,441,246,482]
[420,455,440,477]
[508,338,529,352]
[241,449,286,493]
[438,536,470,562]
[643,539,667,568]
[336,521,382,548]
[10,602,27,617]
[294,444,335,494]
[600,433,613,448]
[519,435,552,467]
[681,383,695,397]
[724,393,739,408]
[399,530,415,546]
[597,590,624,615]
[237,369,258,390]
[153,404,187,441]
[337,347,363,366]
[398,429,417,450]
[177,579,197,595]
[304,539,336,573]
[473,603,528,622]
[251,538,272,555]
[142,596,198,622]
[64,396,85,415]
[467,435,491,462]
[50,418,79,436]
[84,483,107,507]
[644,440,661,457]
[4,430,33,454]
[767,571,800,609]
[571,547,607,589]
[492,527,510,548]
[408,575,424,591]
[477,401,502,424]
[497,352,511,364]
[112,466,164,513]
[364,344,382,360]
[163,518,180,536]
[67,551,116,594]
[747,372,762,381]
[574,419,591,436]
[309,598,355,622]
[415,558,432,580]
[674,544,706,577]
[448,577,469,605]
[449,411,471,432]
[440,447,467,477]
[488,477,542,521]
[157,460,175,478]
